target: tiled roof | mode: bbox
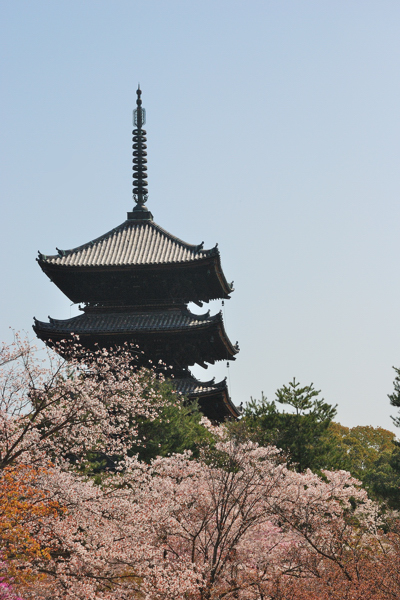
[38,220,217,268]
[173,376,240,420]
[174,376,228,396]
[33,308,219,335]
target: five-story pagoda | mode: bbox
[34,87,239,422]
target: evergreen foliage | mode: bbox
[229,373,400,508]
[388,366,400,428]
[327,423,400,508]
[233,378,337,472]
[129,382,213,462]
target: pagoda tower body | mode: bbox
[34,88,239,422]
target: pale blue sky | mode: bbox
[1,1,400,431]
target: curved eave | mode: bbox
[212,249,234,296]
[38,254,232,284]
[33,310,239,362]
[37,255,233,304]
[37,251,220,271]
[174,376,240,421]
[198,389,240,421]
[214,312,239,359]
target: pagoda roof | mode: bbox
[173,375,240,421]
[38,219,226,270]
[34,308,228,334]
[33,308,239,369]
[37,219,234,304]
[174,375,228,396]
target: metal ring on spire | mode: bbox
[127,86,153,221]
[132,86,148,205]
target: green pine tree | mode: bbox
[236,378,337,472]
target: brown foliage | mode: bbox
[0,464,64,585]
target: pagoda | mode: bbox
[34,87,239,422]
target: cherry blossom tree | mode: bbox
[0,571,25,600]
[0,334,171,471]
[136,426,381,600]
[1,337,399,600]
[14,428,390,600]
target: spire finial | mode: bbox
[128,86,153,220]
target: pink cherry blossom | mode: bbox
[0,336,396,600]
